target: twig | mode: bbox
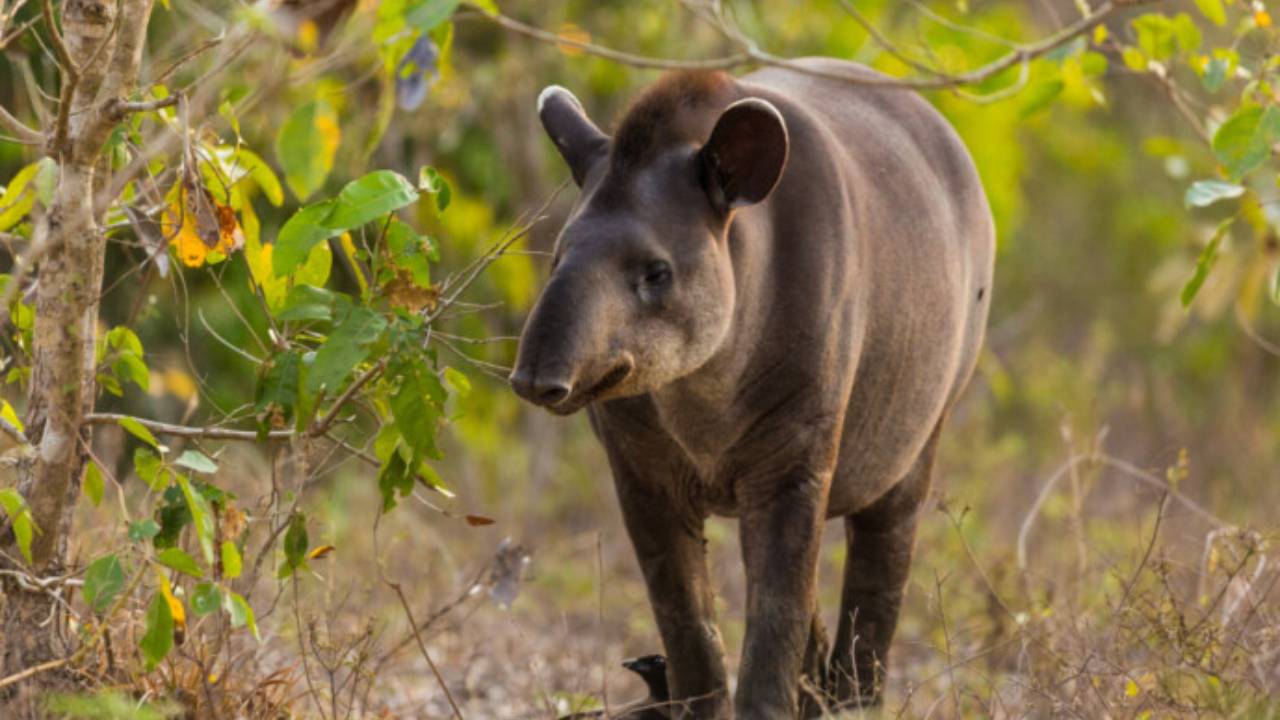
[0,104,42,144]
[307,359,386,438]
[84,412,292,440]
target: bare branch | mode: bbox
[40,0,77,77]
[84,412,292,440]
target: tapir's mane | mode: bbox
[611,71,735,171]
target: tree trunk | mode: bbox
[0,0,153,692]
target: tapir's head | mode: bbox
[510,72,789,414]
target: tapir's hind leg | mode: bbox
[828,423,942,708]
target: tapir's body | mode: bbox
[513,59,994,718]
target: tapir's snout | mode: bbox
[508,367,572,409]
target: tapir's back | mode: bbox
[743,58,995,515]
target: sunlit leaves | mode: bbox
[0,488,37,564]
[273,170,419,277]
[120,417,159,448]
[276,100,340,202]
[0,158,56,232]
[1212,106,1280,180]
[221,541,243,579]
[1194,0,1227,26]
[83,554,126,613]
[1185,180,1245,208]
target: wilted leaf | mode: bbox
[465,515,494,527]
[307,544,336,560]
[156,571,186,645]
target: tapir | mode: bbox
[510,58,994,719]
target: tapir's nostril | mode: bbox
[534,381,571,406]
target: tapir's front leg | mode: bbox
[735,465,831,719]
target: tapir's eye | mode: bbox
[642,260,672,287]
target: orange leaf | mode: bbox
[465,515,495,527]
[307,544,336,560]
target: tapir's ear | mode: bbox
[538,85,609,186]
[697,98,788,212]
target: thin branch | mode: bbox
[0,104,42,144]
[307,358,386,438]
[84,412,292,440]
[467,9,749,71]
[41,0,77,77]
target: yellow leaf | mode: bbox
[298,20,319,53]
[1257,10,1272,28]
[1125,679,1140,697]
[156,569,187,645]
[1093,24,1108,45]
[162,368,198,402]
[0,400,23,434]
[307,544,336,560]
[339,233,367,296]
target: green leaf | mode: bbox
[1185,180,1246,208]
[377,450,414,512]
[386,218,432,287]
[1019,79,1064,118]
[134,448,166,491]
[275,100,339,201]
[1203,57,1228,92]
[273,202,339,278]
[306,306,387,395]
[324,170,419,230]
[233,147,284,206]
[129,519,161,542]
[255,350,302,431]
[1132,13,1178,62]
[0,488,36,564]
[191,582,221,616]
[224,591,259,641]
[405,0,460,31]
[119,417,159,448]
[157,547,204,578]
[1182,218,1234,307]
[0,158,56,232]
[1194,0,1226,26]
[174,450,217,475]
[112,354,150,392]
[140,591,174,669]
[83,461,105,507]
[83,554,126,613]
[418,165,452,211]
[221,540,242,579]
[1212,106,1280,180]
[1173,13,1202,54]
[176,475,215,564]
[443,367,470,398]
[279,512,309,578]
[278,285,336,322]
